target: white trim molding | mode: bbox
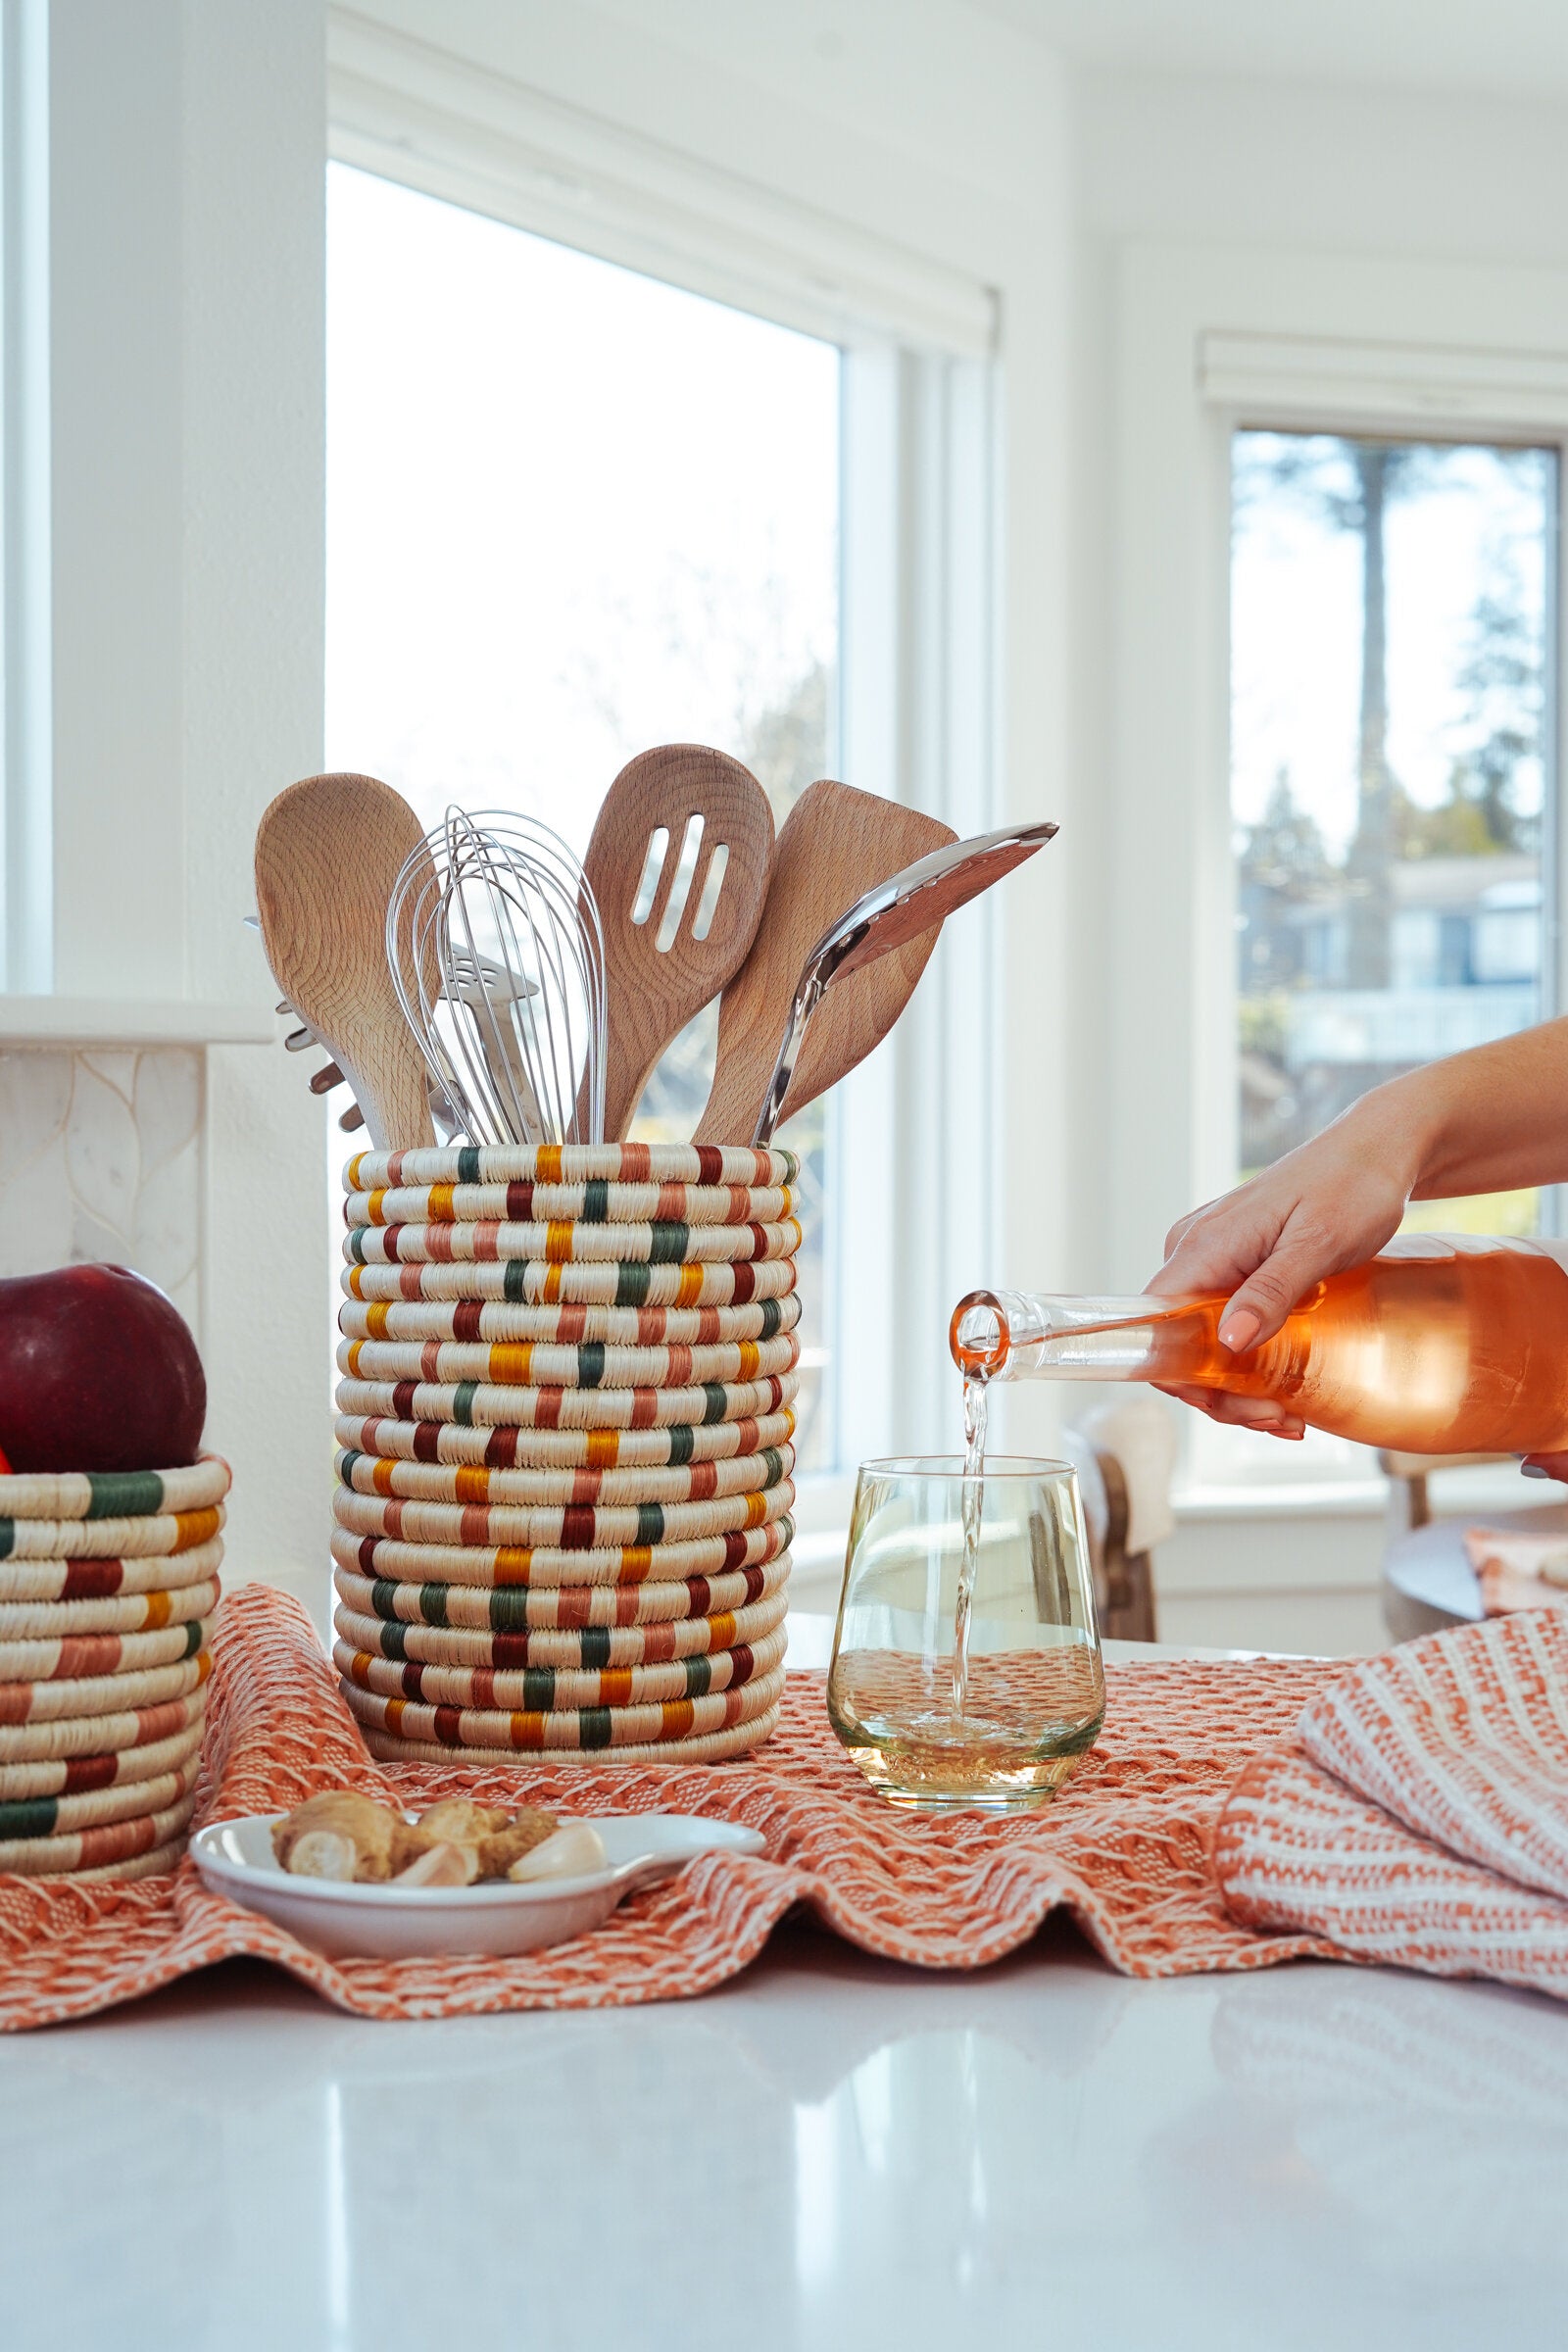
[1200,328,1568,434]
[326,5,997,359]
[0,996,277,1045]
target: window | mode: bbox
[1231,432,1555,1240]
[325,165,842,1461]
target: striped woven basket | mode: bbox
[337,1143,800,1762]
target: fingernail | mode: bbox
[1218,1309,1260,1352]
[1521,1463,1550,1480]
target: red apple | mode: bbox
[0,1264,206,1475]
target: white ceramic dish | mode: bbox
[191,1810,766,1961]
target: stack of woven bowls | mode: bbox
[331,1142,802,1764]
[0,1457,226,1878]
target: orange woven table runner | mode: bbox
[0,1586,1346,2030]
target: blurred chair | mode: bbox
[1379,1449,1568,1642]
[1061,1395,1175,1642]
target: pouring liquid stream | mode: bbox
[950,1371,989,1722]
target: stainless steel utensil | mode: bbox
[751,817,1057,1145]
[386,808,608,1149]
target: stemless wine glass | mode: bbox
[826,1456,1104,1812]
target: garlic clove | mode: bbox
[507,1822,609,1883]
[282,1830,359,1881]
[392,1840,472,1887]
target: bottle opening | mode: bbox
[950,1289,1010,1380]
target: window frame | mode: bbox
[1112,242,1568,1507]
[324,17,1003,1561]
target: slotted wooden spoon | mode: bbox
[254,772,436,1152]
[694,780,956,1146]
[580,745,774,1141]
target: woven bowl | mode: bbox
[332,1549,788,1633]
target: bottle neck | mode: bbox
[951,1288,1218,1384]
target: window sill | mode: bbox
[0,996,278,1047]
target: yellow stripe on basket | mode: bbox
[455,1465,490,1503]
[676,1265,704,1305]
[494,1547,532,1585]
[542,1266,563,1303]
[601,1668,632,1707]
[386,1695,406,1734]
[738,1341,760,1380]
[174,1509,221,1551]
[708,1611,735,1647]
[143,1591,172,1631]
[488,1344,533,1385]
[744,1493,768,1528]
[373,1458,397,1496]
[620,1546,652,1586]
[367,1188,387,1226]
[545,1220,573,1263]
[347,1152,367,1189]
[537,1145,564,1184]
[195,1651,214,1687]
[366,1300,390,1338]
[510,1711,546,1749]
[429,1183,456,1222]
[349,1266,367,1298]
[586,1429,619,1469]
[346,1340,365,1377]
[351,1651,372,1686]
[662,1698,695,1739]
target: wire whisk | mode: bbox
[386,808,607,1148]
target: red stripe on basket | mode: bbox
[79,1815,158,1868]
[415,1423,442,1463]
[455,1300,483,1343]
[746,1222,767,1260]
[695,1146,723,1184]
[507,1181,534,1220]
[644,1625,675,1662]
[698,1308,720,1344]
[630,1390,657,1429]
[559,1590,593,1629]
[461,1505,490,1547]
[485,1428,519,1468]
[560,1303,587,1344]
[741,1566,765,1603]
[687,1575,711,1614]
[561,1506,595,1550]
[473,1221,502,1261]
[731,1264,756,1303]
[656,1181,683,1219]
[535,1389,564,1431]
[492,1635,530,1669]
[399,1267,422,1299]
[726,1186,750,1222]
[133,1699,193,1744]
[359,1539,379,1575]
[666,1346,692,1385]
[63,1753,119,1793]
[54,1635,121,1680]
[719,1534,747,1570]
[623,1143,651,1182]
[733,1417,760,1452]
[728,1642,757,1687]
[393,1382,417,1420]
[691,1462,717,1501]
[473,1668,496,1709]
[434,1705,464,1746]
[61,1560,125,1599]
[420,1342,441,1381]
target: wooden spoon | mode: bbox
[254,772,435,1152]
[581,745,774,1141]
[694,780,956,1146]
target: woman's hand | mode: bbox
[1147,1095,1420,1439]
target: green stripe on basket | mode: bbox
[649,1220,690,1265]
[576,1342,605,1390]
[0,1519,12,1560]
[636,1501,664,1547]
[702,1384,728,1425]
[523,1667,555,1711]
[582,1179,609,1224]
[504,1259,527,1303]
[580,1626,611,1669]
[684,1654,712,1699]
[181,1619,205,1659]
[84,1470,166,1520]
[579,1706,613,1749]
[348,1227,368,1263]
[420,1582,450,1628]
[457,1147,480,1185]
[781,1150,799,1183]
[761,1447,783,1488]
[614,1262,650,1307]
[453,1381,478,1427]
[340,1449,364,1484]
[371,1577,400,1620]
[489,1590,529,1634]
[380,1620,408,1661]
[667,1424,694,1466]
[0,1794,59,1839]
[760,1298,781,1341]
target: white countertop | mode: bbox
[4,1632,1565,2350]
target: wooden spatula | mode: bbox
[582,745,774,1141]
[694,780,955,1146]
[254,772,435,1152]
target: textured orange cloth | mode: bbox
[1215,1610,1568,2002]
[0,1586,1347,2031]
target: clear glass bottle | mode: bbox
[950,1235,1568,1455]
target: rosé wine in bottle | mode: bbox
[950,1235,1568,1455]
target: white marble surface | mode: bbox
[0,1045,201,1322]
[2,1936,1564,2351]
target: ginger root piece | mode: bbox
[477,1806,558,1880]
[415,1798,511,1847]
[272,1791,415,1883]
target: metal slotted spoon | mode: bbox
[386,808,608,1149]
